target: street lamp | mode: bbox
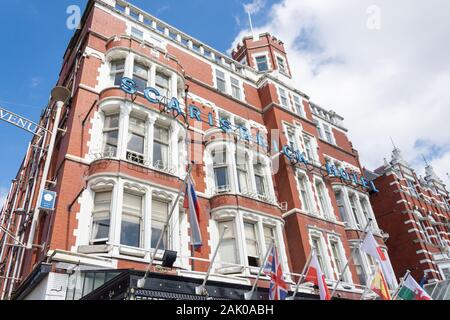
[26,86,70,249]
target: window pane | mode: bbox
[121,220,141,247]
[153,142,168,168]
[218,222,237,264]
[256,56,268,72]
[154,126,169,142]
[128,133,144,154]
[214,167,229,190]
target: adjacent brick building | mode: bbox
[366,147,450,285]
[0,0,396,300]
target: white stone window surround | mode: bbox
[205,140,276,202]
[212,67,246,102]
[76,175,189,269]
[273,51,289,76]
[308,228,335,281]
[103,49,183,101]
[313,175,336,222]
[210,208,290,279]
[313,116,337,145]
[295,169,318,216]
[251,51,272,72]
[89,99,187,178]
[327,233,353,285]
[302,132,320,165]
[277,85,292,110]
[332,186,380,233]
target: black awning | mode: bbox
[81,269,321,301]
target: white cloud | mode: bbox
[231,0,450,183]
[243,0,266,15]
[0,187,9,209]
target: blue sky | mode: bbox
[1,0,448,199]
[0,0,274,195]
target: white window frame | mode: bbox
[296,171,316,214]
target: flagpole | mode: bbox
[330,218,373,299]
[286,248,315,300]
[244,240,274,300]
[195,225,228,296]
[392,270,411,300]
[137,163,194,289]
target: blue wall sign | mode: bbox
[282,145,379,193]
[39,190,57,211]
[120,77,268,148]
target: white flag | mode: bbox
[361,231,397,288]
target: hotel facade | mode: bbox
[0,0,397,300]
[366,148,450,295]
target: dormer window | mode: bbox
[255,55,269,72]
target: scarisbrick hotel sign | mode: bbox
[120,77,379,193]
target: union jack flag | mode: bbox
[264,244,288,300]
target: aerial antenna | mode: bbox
[247,10,255,39]
[389,136,397,149]
[422,154,430,167]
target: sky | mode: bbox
[0,0,448,205]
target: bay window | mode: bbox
[254,161,268,198]
[127,115,146,164]
[244,222,261,267]
[102,113,119,157]
[352,247,368,285]
[90,191,112,245]
[359,198,370,226]
[153,125,169,169]
[236,153,250,194]
[263,225,276,250]
[133,61,149,92]
[349,194,362,228]
[218,221,238,264]
[155,72,171,99]
[121,192,143,248]
[110,59,125,86]
[151,199,169,250]
[213,148,229,192]
[334,189,350,225]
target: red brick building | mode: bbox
[0,0,396,300]
[366,147,450,285]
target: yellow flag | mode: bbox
[370,267,392,300]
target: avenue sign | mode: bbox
[0,107,47,136]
